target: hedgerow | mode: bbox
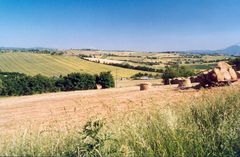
[0,71,114,96]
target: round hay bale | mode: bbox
[217,61,232,70]
[190,76,200,83]
[196,62,237,88]
[212,68,225,82]
[140,82,152,91]
[164,78,171,85]
[170,78,178,84]
[222,69,232,81]
[178,78,192,89]
[96,84,102,90]
[228,68,238,81]
[236,71,240,79]
[216,61,237,81]
[168,79,172,85]
[171,77,184,84]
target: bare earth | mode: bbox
[0,83,238,134]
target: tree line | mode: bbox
[161,65,195,84]
[0,71,114,96]
[229,57,240,71]
[102,63,164,73]
[130,72,161,79]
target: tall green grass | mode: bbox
[0,90,240,156]
[110,93,240,157]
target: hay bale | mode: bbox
[96,84,102,89]
[190,76,199,83]
[228,68,238,81]
[164,78,171,85]
[168,79,172,85]
[178,78,192,89]
[196,61,238,88]
[216,61,237,81]
[236,71,240,79]
[222,70,232,80]
[197,73,206,84]
[171,77,184,84]
[212,68,225,82]
[217,61,232,70]
[140,82,152,91]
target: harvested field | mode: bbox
[84,57,124,64]
[1,81,239,135]
[117,79,163,88]
[0,53,149,78]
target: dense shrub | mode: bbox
[1,74,30,95]
[0,71,114,96]
[229,57,240,70]
[131,72,150,78]
[0,79,3,95]
[96,71,115,88]
[56,73,96,91]
[131,72,161,79]
[0,73,57,95]
[29,75,57,93]
[162,65,195,80]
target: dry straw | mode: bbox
[140,82,152,91]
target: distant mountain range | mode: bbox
[1,44,240,56]
[188,44,240,56]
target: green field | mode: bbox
[184,63,216,70]
[0,53,150,78]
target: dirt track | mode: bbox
[0,83,237,133]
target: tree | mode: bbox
[96,71,115,88]
[162,66,177,80]
[58,73,96,91]
[0,71,115,96]
[0,72,56,96]
[162,65,195,84]
[29,74,56,93]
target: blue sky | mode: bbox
[0,0,240,51]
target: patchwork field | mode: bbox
[95,52,233,71]
[0,53,149,78]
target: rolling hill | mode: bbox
[0,52,150,78]
[189,44,240,55]
[213,44,240,55]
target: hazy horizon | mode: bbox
[1,0,240,51]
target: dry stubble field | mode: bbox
[1,81,239,136]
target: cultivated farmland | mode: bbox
[0,53,149,78]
